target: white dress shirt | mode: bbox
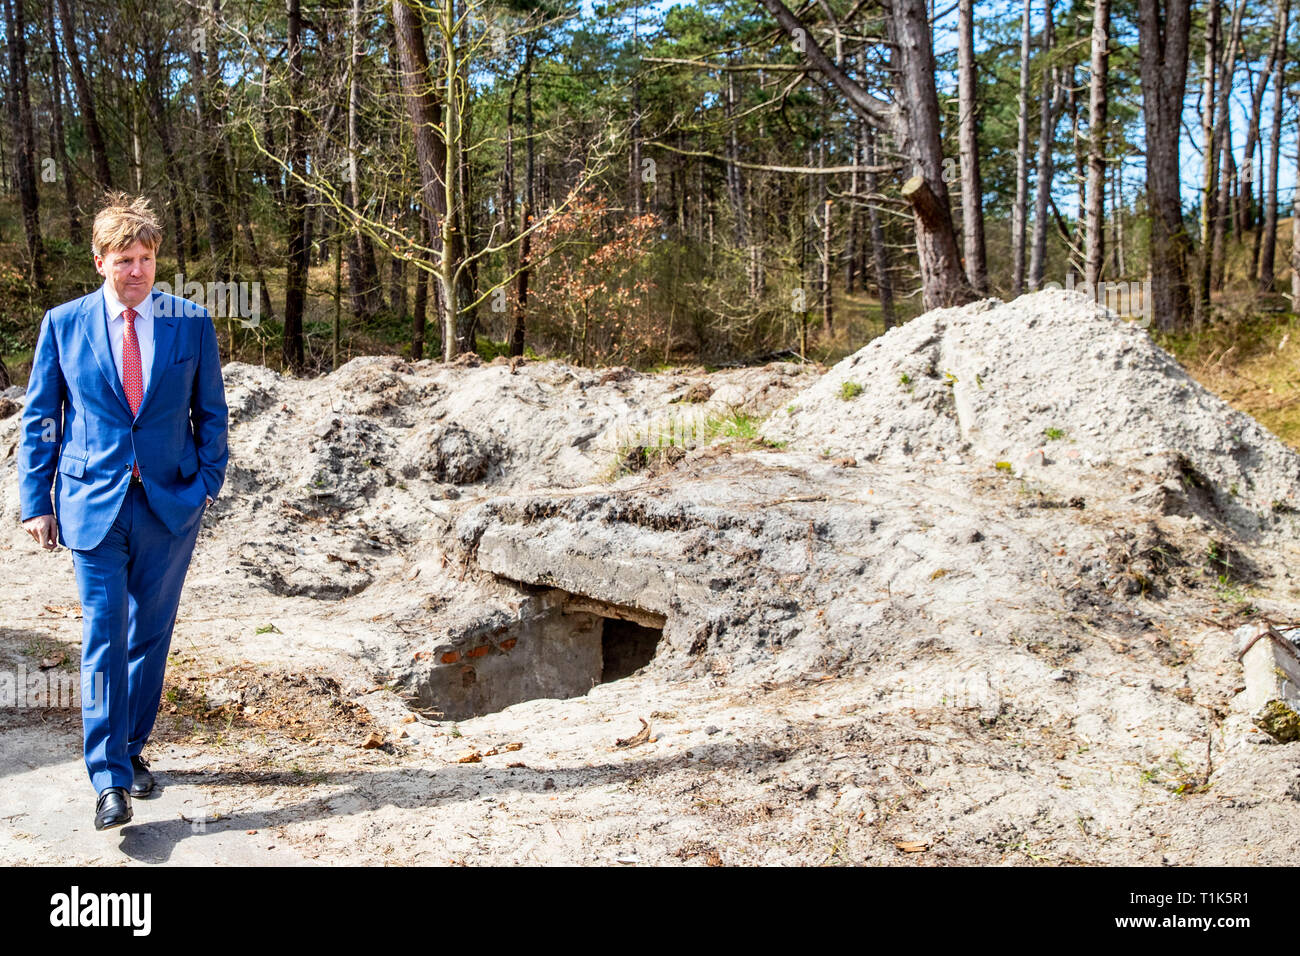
[102,279,155,399]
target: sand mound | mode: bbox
[760,290,1300,539]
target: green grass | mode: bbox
[601,407,784,481]
[839,380,863,400]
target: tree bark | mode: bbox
[1084,0,1111,287]
[1291,102,1300,304]
[865,126,895,329]
[957,0,987,293]
[190,0,235,282]
[884,0,974,309]
[1011,0,1033,295]
[4,0,44,283]
[1239,58,1273,245]
[348,0,384,322]
[1137,0,1193,331]
[56,0,111,189]
[1209,0,1245,291]
[282,0,308,371]
[1258,0,1289,292]
[391,0,455,357]
[759,0,972,310]
[141,41,187,275]
[1029,3,1064,291]
[819,130,833,336]
[44,0,80,245]
[511,35,536,359]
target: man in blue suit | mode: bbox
[18,193,229,831]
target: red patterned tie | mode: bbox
[122,307,142,477]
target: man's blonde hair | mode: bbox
[91,191,162,258]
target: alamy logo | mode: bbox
[49,886,151,936]
[152,274,263,328]
[0,667,104,717]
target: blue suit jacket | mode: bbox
[18,288,229,551]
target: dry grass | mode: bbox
[1157,296,1300,451]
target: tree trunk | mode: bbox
[1195,0,1218,319]
[759,0,972,310]
[1239,58,1273,244]
[4,0,44,284]
[1242,59,1274,278]
[1111,159,1124,276]
[1291,104,1300,304]
[455,3,477,350]
[1208,0,1245,291]
[1084,0,1110,287]
[44,0,80,245]
[282,0,308,371]
[1212,126,1234,290]
[191,0,234,282]
[887,0,973,309]
[865,126,895,329]
[56,0,112,189]
[1137,0,1193,331]
[141,42,188,275]
[511,36,536,359]
[348,0,384,322]
[1011,0,1033,295]
[413,208,430,360]
[1029,4,1063,291]
[391,0,456,357]
[1258,0,1289,292]
[957,0,987,293]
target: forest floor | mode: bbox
[2,289,1299,866]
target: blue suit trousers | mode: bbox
[72,479,201,794]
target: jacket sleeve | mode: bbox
[190,308,229,501]
[18,311,65,522]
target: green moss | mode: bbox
[1255,699,1300,742]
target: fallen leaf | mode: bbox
[360,732,384,749]
[457,749,482,763]
[895,840,930,853]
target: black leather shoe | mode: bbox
[95,787,132,831]
[129,755,155,797]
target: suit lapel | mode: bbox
[77,288,180,420]
[79,288,132,417]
